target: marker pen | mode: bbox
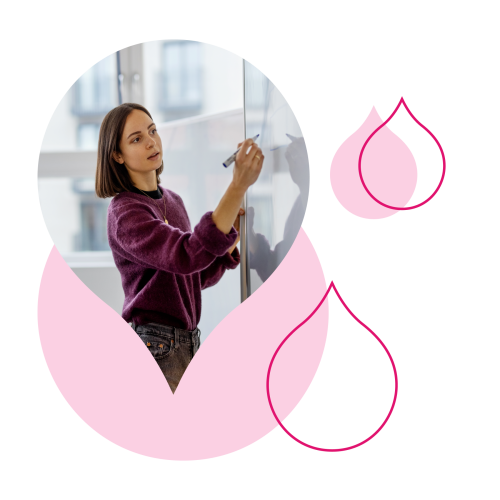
[223,134,260,168]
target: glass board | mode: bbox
[244,61,310,296]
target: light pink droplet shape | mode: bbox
[38,229,328,460]
[330,107,417,219]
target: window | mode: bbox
[73,178,111,251]
[73,53,117,116]
[161,41,202,113]
[77,123,101,150]
[40,53,117,259]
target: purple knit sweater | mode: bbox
[107,185,240,330]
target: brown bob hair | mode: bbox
[95,103,163,198]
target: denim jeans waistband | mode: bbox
[131,322,200,345]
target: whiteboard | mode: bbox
[244,61,310,296]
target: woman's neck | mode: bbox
[130,171,158,192]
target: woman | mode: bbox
[96,103,264,393]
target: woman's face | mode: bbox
[114,109,163,176]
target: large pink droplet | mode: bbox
[331,107,417,219]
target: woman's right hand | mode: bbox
[232,138,264,191]
[211,139,264,236]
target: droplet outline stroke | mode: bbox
[266,280,398,452]
[358,97,446,210]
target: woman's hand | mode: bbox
[212,138,264,237]
[232,138,265,192]
[228,208,245,255]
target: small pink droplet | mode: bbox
[331,107,417,219]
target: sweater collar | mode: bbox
[128,184,163,200]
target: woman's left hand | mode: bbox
[228,208,245,255]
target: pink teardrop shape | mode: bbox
[330,107,417,219]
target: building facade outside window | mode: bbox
[160,41,202,120]
[72,53,118,150]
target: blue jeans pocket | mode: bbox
[138,333,174,361]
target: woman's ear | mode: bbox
[112,151,124,164]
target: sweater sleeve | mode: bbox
[111,205,238,274]
[200,247,240,289]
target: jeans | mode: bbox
[131,322,201,393]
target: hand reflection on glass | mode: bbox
[285,135,309,193]
[248,136,309,282]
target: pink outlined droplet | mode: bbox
[358,97,446,210]
[266,280,398,452]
